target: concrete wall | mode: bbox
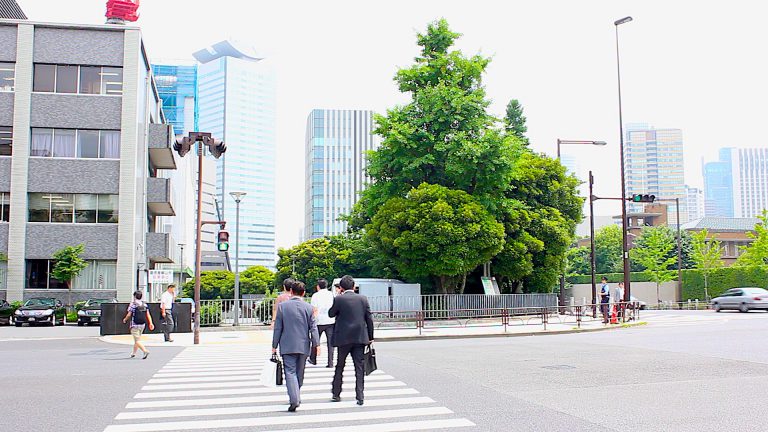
[30,94,122,130]
[0,24,17,61]
[27,159,120,194]
[569,281,679,305]
[0,157,10,191]
[0,92,13,125]
[26,224,118,259]
[23,289,118,303]
[0,223,7,254]
[32,27,124,66]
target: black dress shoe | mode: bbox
[288,404,298,412]
[331,396,341,402]
[356,399,364,406]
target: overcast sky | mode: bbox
[17,0,768,248]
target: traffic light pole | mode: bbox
[193,141,203,345]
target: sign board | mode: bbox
[481,277,501,295]
[148,269,174,284]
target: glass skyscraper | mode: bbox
[304,109,379,240]
[704,147,768,218]
[194,41,276,270]
[703,148,734,217]
[624,123,687,224]
[151,64,197,135]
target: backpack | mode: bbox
[132,302,147,325]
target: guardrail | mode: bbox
[644,300,710,311]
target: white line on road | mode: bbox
[148,370,385,384]
[134,381,407,399]
[125,388,420,409]
[255,419,476,432]
[103,407,453,432]
[115,396,435,420]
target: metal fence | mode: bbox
[198,294,558,327]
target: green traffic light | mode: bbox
[217,242,229,252]
[632,194,642,202]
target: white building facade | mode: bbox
[729,148,768,218]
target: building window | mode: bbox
[25,259,68,289]
[33,64,123,96]
[28,193,119,224]
[0,62,14,91]
[25,260,116,290]
[0,192,9,222]
[31,128,120,159]
[0,126,11,156]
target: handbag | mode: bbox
[364,344,377,376]
[272,353,284,386]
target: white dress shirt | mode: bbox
[311,289,336,326]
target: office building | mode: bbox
[304,109,379,239]
[703,148,735,217]
[624,123,686,224]
[0,19,180,302]
[685,186,705,221]
[681,217,760,266]
[194,41,276,270]
[152,63,224,276]
[704,148,768,218]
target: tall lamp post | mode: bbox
[178,243,185,288]
[614,16,633,302]
[229,191,246,327]
[556,139,606,309]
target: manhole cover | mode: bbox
[540,365,576,370]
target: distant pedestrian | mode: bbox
[600,277,610,323]
[122,291,154,359]
[271,277,295,328]
[272,281,319,412]
[160,284,176,342]
[615,282,626,320]
[309,278,335,367]
[329,275,374,406]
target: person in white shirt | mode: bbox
[309,279,335,367]
[160,284,175,342]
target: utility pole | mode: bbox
[589,171,597,317]
[230,192,246,327]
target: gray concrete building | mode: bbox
[0,18,179,303]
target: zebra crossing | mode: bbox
[104,345,475,432]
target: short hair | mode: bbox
[317,279,328,290]
[283,277,296,291]
[339,275,355,291]
[601,277,608,282]
[133,291,143,300]
[167,284,176,290]
[291,281,306,296]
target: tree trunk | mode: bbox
[458,273,467,294]
[656,282,661,305]
[703,273,709,301]
[67,280,72,308]
[437,275,448,294]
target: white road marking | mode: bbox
[134,381,407,399]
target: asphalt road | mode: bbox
[1,310,767,431]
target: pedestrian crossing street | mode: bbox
[104,345,475,432]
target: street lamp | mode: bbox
[614,16,633,302]
[229,191,246,327]
[177,243,185,288]
[556,139,607,310]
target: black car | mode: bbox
[0,300,13,325]
[14,298,65,326]
[77,298,117,326]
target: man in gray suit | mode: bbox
[272,281,319,412]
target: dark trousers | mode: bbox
[600,300,610,323]
[332,344,365,401]
[309,324,334,366]
[282,353,308,406]
[162,313,175,341]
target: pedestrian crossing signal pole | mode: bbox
[174,132,226,344]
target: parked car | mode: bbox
[711,288,768,313]
[14,298,65,326]
[77,298,117,326]
[0,300,13,325]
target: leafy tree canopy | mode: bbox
[737,210,768,266]
[51,244,88,287]
[239,266,276,295]
[504,99,529,146]
[631,226,677,302]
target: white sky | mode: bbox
[17,0,768,248]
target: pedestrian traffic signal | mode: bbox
[217,230,230,252]
[631,194,656,203]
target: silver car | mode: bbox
[711,287,768,312]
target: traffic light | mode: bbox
[631,194,656,203]
[173,136,192,157]
[217,230,230,252]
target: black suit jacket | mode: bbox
[328,291,374,346]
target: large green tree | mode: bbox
[239,266,276,295]
[566,246,590,276]
[367,183,505,293]
[504,99,529,146]
[631,227,677,303]
[594,225,623,274]
[737,210,768,266]
[691,229,724,300]
[182,270,234,300]
[51,244,89,306]
[631,226,693,272]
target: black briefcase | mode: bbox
[364,344,377,376]
[271,353,284,386]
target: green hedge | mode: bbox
[682,266,768,300]
[569,265,768,300]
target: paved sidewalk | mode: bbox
[100,315,641,347]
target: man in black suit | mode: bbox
[329,275,374,406]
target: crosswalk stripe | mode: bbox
[125,388,421,409]
[148,370,386,384]
[257,419,476,432]
[152,366,364,379]
[115,396,435,420]
[103,407,453,432]
[134,381,408,399]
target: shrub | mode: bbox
[682,265,768,300]
[199,302,222,327]
[66,311,78,323]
